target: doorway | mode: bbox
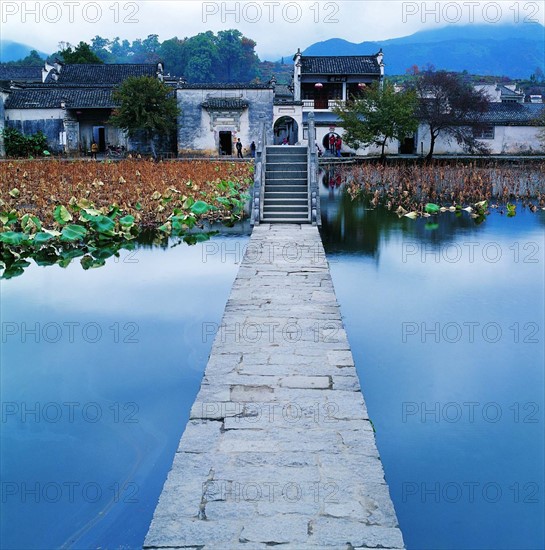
[273,117,299,145]
[219,131,232,155]
[92,126,106,152]
[399,135,416,154]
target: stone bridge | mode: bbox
[144,223,404,549]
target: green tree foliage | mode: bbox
[333,81,418,159]
[109,76,180,157]
[414,69,490,160]
[2,128,48,157]
[86,31,260,82]
[184,32,219,82]
[58,41,103,64]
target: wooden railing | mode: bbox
[302,99,345,110]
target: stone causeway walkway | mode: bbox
[145,224,404,549]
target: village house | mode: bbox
[1,52,544,158]
[0,61,167,155]
[272,48,390,154]
[176,82,274,156]
[417,84,545,156]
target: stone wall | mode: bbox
[417,123,545,155]
[177,88,274,156]
[5,108,65,153]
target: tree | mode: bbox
[109,76,180,157]
[5,50,44,66]
[216,30,259,82]
[414,70,490,160]
[333,81,418,160]
[59,41,103,64]
[184,32,219,82]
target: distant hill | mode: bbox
[299,23,545,78]
[0,40,48,62]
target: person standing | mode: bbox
[250,141,256,158]
[91,140,98,160]
[335,136,342,157]
[328,133,336,154]
[236,138,243,158]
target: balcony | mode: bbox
[302,99,345,111]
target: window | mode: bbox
[473,125,495,139]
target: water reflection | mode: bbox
[319,166,542,258]
[319,166,545,550]
[0,229,250,550]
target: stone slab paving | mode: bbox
[145,224,404,550]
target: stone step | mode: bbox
[266,154,307,163]
[266,163,307,173]
[265,181,308,188]
[264,192,308,199]
[263,198,308,206]
[263,209,309,216]
[261,218,310,223]
[261,215,310,222]
[266,171,307,179]
[266,146,306,154]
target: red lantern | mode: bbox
[314,82,323,89]
[358,82,366,89]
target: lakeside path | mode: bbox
[144,223,404,549]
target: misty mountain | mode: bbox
[0,40,48,62]
[300,23,545,78]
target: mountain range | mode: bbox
[1,23,543,79]
[300,23,545,78]
[0,40,47,62]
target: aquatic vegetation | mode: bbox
[341,162,545,221]
[0,159,252,278]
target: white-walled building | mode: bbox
[417,102,545,155]
[272,49,388,155]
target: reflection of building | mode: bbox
[1,61,166,154]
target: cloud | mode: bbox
[1,1,544,60]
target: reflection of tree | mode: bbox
[319,167,496,259]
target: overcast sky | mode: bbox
[1,1,544,60]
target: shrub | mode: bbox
[2,128,49,157]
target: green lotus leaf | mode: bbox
[60,224,88,242]
[54,205,73,225]
[424,203,440,214]
[119,215,135,228]
[0,231,27,245]
[32,232,55,247]
[191,201,211,215]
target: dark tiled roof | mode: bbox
[274,84,293,98]
[202,98,249,109]
[178,82,273,89]
[478,103,544,124]
[300,56,380,75]
[45,63,158,85]
[497,84,524,98]
[5,87,116,109]
[0,65,43,82]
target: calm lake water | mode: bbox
[320,179,545,550]
[1,177,544,549]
